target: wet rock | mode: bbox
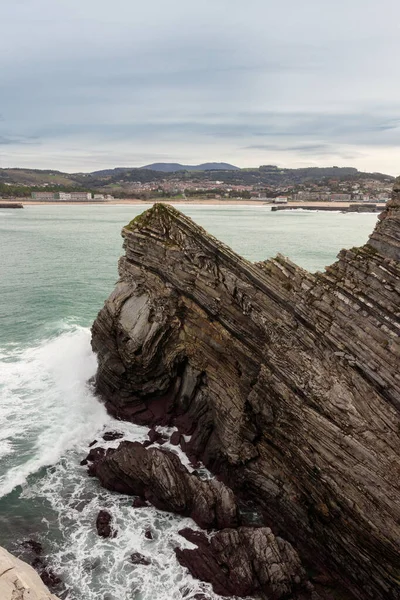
[96,510,116,538]
[130,552,151,566]
[88,440,97,448]
[144,529,153,540]
[148,427,168,445]
[22,539,43,555]
[92,441,238,530]
[102,431,124,442]
[176,527,311,599]
[170,431,182,446]
[132,497,148,508]
[39,568,62,590]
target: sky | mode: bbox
[1,0,400,174]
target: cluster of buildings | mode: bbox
[31,191,114,201]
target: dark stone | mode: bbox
[176,527,311,599]
[148,427,164,444]
[22,539,43,555]
[93,441,238,530]
[170,431,182,446]
[130,552,151,566]
[39,568,62,589]
[144,529,153,540]
[132,497,148,508]
[80,458,88,466]
[102,431,124,442]
[88,440,97,448]
[96,510,116,538]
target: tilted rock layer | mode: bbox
[89,441,238,530]
[92,178,400,600]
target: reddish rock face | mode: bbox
[91,180,400,600]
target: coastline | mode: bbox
[2,199,384,209]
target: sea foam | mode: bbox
[0,326,109,498]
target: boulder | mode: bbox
[96,510,116,538]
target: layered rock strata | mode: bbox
[0,546,59,600]
[92,178,400,600]
[176,527,311,599]
[88,441,238,530]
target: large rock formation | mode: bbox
[88,441,238,530]
[92,179,400,600]
[0,546,59,600]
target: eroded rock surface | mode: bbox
[92,179,400,600]
[89,441,238,529]
[176,527,311,599]
[0,546,59,600]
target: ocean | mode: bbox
[0,204,378,600]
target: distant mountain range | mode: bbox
[141,162,240,172]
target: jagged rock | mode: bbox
[176,526,311,599]
[92,180,400,600]
[0,546,59,600]
[91,441,238,529]
[96,510,116,538]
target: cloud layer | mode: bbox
[1,0,400,174]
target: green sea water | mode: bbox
[0,204,379,600]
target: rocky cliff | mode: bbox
[0,547,59,600]
[92,178,400,600]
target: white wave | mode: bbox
[0,326,110,497]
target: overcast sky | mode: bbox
[1,0,400,174]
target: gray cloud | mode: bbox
[1,0,400,174]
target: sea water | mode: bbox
[0,204,378,599]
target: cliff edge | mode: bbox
[92,178,400,600]
[0,547,59,600]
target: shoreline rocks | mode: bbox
[176,527,312,599]
[88,441,238,530]
[91,179,400,599]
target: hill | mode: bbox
[0,165,394,198]
[141,162,240,172]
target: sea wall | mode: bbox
[92,177,400,600]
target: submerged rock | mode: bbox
[91,441,238,530]
[130,552,151,566]
[91,179,400,600]
[96,509,117,538]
